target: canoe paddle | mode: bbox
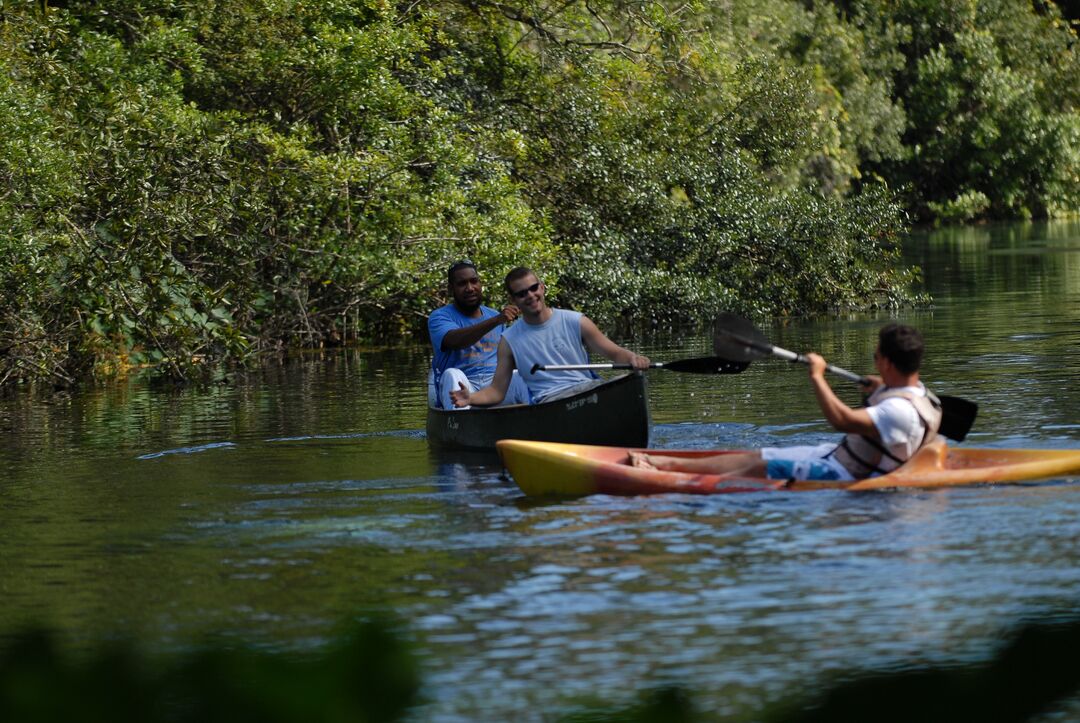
[712,312,978,442]
[531,356,749,375]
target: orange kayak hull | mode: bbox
[496,438,1080,497]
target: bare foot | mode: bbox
[628,451,655,469]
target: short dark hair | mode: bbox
[878,323,924,374]
[447,259,477,283]
[504,266,536,293]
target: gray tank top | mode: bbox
[503,309,594,402]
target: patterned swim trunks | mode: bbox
[765,458,847,481]
[761,443,853,481]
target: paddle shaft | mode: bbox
[531,356,747,375]
[766,346,869,385]
[725,330,870,385]
[534,362,663,372]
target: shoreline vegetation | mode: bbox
[2,0,1078,388]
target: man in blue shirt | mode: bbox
[428,260,530,409]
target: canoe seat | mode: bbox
[901,435,948,473]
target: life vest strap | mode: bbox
[830,435,902,477]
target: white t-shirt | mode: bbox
[866,385,928,471]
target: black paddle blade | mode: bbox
[938,395,978,442]
[663,356,750,374]
[712,312,772,363]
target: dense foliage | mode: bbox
[1,0,1077,385]
[842,0,1080,221]
[0,619,422,722]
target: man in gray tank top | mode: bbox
[449,267,650,407]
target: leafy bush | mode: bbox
[0,619,420,723]
[928,189,991,223]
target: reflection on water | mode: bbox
[2,221,1080,721]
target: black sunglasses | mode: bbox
[511,281,541,299]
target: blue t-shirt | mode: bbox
[428,304,504,386]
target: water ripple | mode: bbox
[136,441,237,459]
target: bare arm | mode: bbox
[441,305,519,351]
[579,316,650,369]
[450,338,516,407]
[806,353,878,437]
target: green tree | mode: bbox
[851,0,1080,220]
[0,0,925,386]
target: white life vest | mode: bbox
[829,386,944,478]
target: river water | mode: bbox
[3,221,1080,720]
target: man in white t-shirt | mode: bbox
[631,323,942,481]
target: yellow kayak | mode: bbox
[497,437,1080,497]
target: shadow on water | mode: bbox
[564,603,1080,723]
[426,446,508,493]
[3,610,1080,722]
[767,608,1080,723]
